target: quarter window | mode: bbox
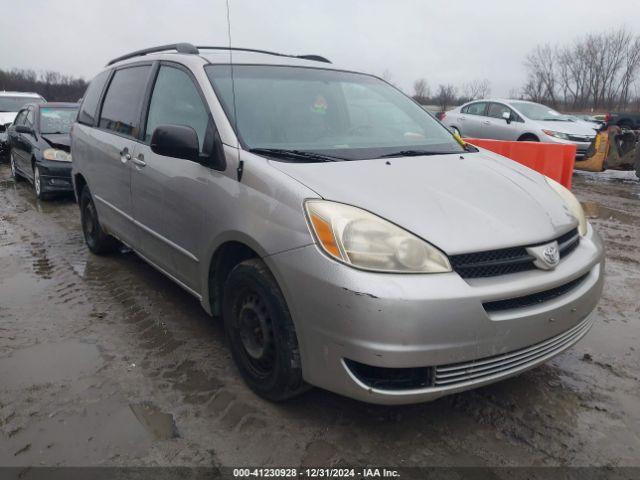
[99,65,151,138]
[78,70,110,126]
[462,102,487,116]
[25,108,35,128]
[13,110,27,126]
[145,66,209,151]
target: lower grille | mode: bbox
[483,273,588,312]
[344,359,432,390]
[450,228,579,278]
[434,316,593,387]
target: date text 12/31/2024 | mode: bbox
[233,468,401,478]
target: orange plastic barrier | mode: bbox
[464,138,576,190]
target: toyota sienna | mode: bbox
[71,44,604,404]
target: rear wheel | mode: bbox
[80,186,120,254]
[223,258,308,401]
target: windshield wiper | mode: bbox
[249,148,344,162]
[379,150,459,158]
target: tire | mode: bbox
[10,151,22,181]
[33,165,48,200]
[223,258,308,401]
[518,134,539,142]
[79,185,120,254]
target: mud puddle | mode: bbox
[581,201,638,224]
[0,341,102,389]
[130,402,179,440]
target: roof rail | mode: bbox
[106,43,331,67]
[106,42,199,66]
[197,46,331,64]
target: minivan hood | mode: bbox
[535,119,598,136]
[41,133,71,152]
[272,150,577,255]
[0,111,18,126]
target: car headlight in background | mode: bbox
[43,148,71,162]
[304,200,451,273]
[542,130,570,140]
[545,177,588,236]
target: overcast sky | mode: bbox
[1,0,638,97]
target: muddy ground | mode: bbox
[0,162,638,470]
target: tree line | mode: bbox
[0,68,87,103]
[405,27,640,113]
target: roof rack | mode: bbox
[106,43,331,66]
[197,46,331,64]
[106,43,199,66]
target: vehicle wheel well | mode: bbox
[208,241,259,317]
[518,133,539,142]
[74,173,87,204]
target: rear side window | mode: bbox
[462,102,487,116]
[78,70,110,126]
[99,65,151,138]
[145,66,209,151]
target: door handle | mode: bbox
[132,155,146,168]
[482,120,490,125]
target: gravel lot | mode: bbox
[0,162,638,469]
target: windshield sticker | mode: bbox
[311,95,328,115]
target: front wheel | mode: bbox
[10,151,22,181]
[80,186,120,254]
[223,258,308,401]
[33,165,47,200]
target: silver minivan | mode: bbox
[71,44,604,404]
[442,99,598,158]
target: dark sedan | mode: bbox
[8,102,79,199]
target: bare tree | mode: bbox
[0,68,87,102]
[462,79,491,101]
[523,27,640,111]
[381,69,396,86]
[435,84,458,111]
[412,78,430,104]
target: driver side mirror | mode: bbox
[15,124,34,135]
[502,111,512,124]
[150,124,200,162]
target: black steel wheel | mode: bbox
[223,258,308,401]
[80,186,120,254]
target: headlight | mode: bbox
[542,129,570,140]
[43,148,71,162]
[545,177,587,236]
[304,200,451,273]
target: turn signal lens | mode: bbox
[304,200,451,273]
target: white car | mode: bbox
[442,99,598,158]
[0,91,46,156]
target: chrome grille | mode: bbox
[434,317,593,387]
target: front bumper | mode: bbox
[267,225,604,405]
[37,160,73,192]
[542,136,592,159]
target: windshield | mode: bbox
[0,96,45,112]
[39,107,78,134]
[206,65,464,161]
[509,101,573,122]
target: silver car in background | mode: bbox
[442,99,598,158]
[71,44,604,405]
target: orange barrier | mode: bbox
[464,138,576,190]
